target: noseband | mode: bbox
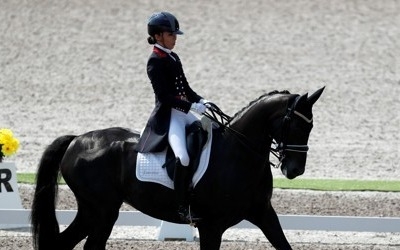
[270,95,312,168]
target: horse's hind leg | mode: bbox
[57,206,91,249]
[83,204,121,250]
[246,204,292,250]
[57,198,121,250]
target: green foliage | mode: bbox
[18,173,400,192]
[17,173,65,184]
[274,178,400,192]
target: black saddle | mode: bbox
[163,121,208,180]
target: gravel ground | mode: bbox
[15,185,400,218]
[1,185,399,249]
[1,0,399,249]
[1,0,399,180]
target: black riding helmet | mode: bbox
[147,12,184,36]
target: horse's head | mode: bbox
[217,87,324,180]
[272,87,325,179]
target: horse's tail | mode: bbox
[31,135,76,250]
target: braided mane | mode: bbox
[231,90,291,121]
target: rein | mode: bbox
[203,102,232,127]
[203,103,266,159]
[203,96,311,168]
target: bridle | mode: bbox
[203,95,313,168]
[270,95,312,168]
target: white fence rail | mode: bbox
[1,209,400,233]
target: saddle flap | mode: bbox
[136,117,214,189]
[164,120,208,180]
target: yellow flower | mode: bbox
[0,128,20,157]
[0,128,13,137]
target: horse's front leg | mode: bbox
[197,222,224,250]
[246,204,292,250]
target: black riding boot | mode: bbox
[174,158,201,223]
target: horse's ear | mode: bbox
[298,92,309,105]
[307,86,325,106]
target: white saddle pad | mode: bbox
[136,117,214,189]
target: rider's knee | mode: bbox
[176,153,190,166]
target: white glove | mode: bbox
[190,103,207,115]
[200,99,212,108]
[199,99,209,104]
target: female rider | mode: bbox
[137,12,208,223]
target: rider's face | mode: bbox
[155,32,177,50]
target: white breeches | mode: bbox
[169,109,200,166]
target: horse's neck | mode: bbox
[228,114,271,157]
[232,100,280,139]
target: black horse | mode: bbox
[31,87,324,250]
